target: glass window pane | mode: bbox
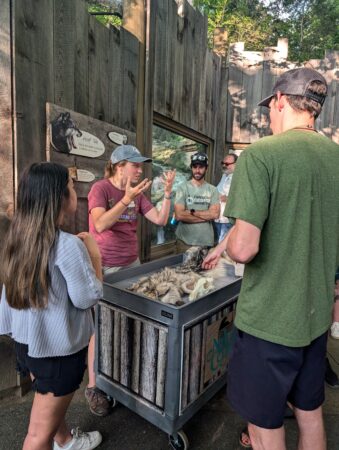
[151,124,207,246]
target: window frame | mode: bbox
[149,113,214,260]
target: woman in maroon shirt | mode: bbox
[86,145,175,415]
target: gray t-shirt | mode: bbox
[175,180,219,246]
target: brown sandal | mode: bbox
[239,426,252,449]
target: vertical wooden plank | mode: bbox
[191,10,207,132]
[119,28,139,131]
[88,15,110,121]
[131,319,141,393]
[153,0,168,116]
[226,46,244,144]
[113,311,121,381]
[181,328,190,409]
[198,51,208,134]
[172,8,184,124]
[213,65,227,183]
[180,0,194,126]
[155,329,167,408]
[14,0,54,172]
[0,0,14,212]
[98,305,113,377]
[199,319,208,392]
[74,0,89,114]
[120,313,133,387]
[53,0,75,109]
[139,323,159,403]
[164,0,177,120]
[188,323,201,403]
[203,51,214,137]
[108,25,122,126]
[259,58,281,138]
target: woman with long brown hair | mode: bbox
[0,162,103,450]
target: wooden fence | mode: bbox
[225,39,339,148]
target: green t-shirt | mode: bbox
[225,130,339,347]
[175,180,219,246]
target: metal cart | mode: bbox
[95,254,241,449]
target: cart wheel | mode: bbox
[169,430,189,450]
[108,396,118,408]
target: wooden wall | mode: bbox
[1,0,139,193]
[152,0,227,178]
[0,0,14,213]
[226,39,339,147]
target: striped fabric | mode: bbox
[0,230,103,357]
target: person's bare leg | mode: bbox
[293,405,326,450]
[248,423,286,450]
[87,334,96,388]
[23,391,73,450]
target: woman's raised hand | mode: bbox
[162,170,176,196]
[124,177,153,203]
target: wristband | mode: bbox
[120,199,129,207]
[164,193,172,200]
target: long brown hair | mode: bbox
[1,162,70,309]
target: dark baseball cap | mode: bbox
[258,68,327,108]
[110,145,152,164]
[191,152,208,167]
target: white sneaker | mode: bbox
[331,322,339,339]
[53,428,102,450]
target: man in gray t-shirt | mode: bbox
[174,152,219,251]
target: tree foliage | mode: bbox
[87,0,122,28]
[193,0,339,61]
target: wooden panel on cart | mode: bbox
[98,302,168,410]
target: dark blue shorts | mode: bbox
[15,342,88,397]
[227,330,327,429]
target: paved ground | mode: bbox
[0,337,338,450]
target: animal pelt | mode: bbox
[128,246,237,305]
[128,267,203,305]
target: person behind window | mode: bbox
[174,151,220,253]
[214,153,238,243]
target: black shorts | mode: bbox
[15,342,88,397]
[227,330,327,429]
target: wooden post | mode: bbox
[0,0,14,213]
[123,0,156,262]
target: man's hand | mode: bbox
[202,247,223,270]
[124,177,152,203]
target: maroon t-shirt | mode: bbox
[88,179,154,267]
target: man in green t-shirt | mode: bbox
[203,68,339,450]
[174,152,220,252]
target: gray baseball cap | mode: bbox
[258,68,327,108]
[110,145,152,164]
